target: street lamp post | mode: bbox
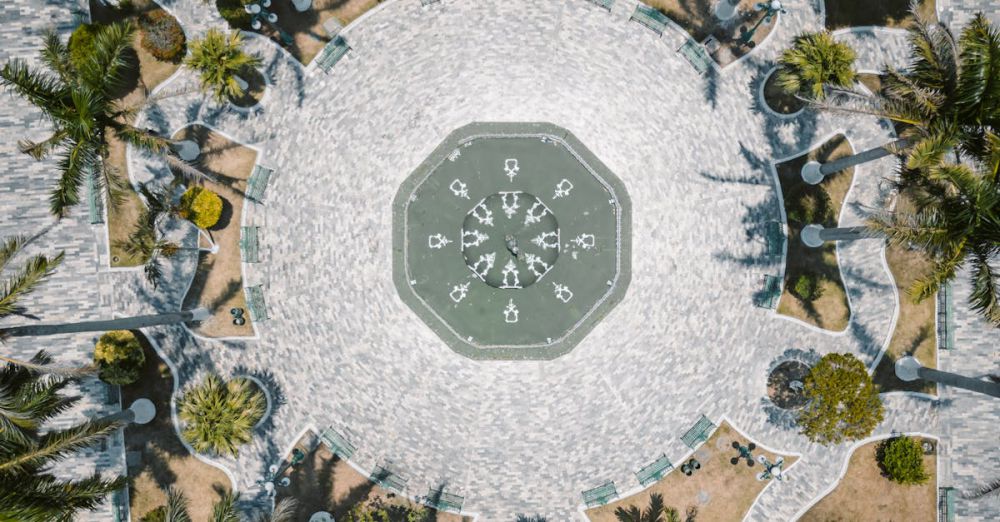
[895,356,1000,399]
[737,1,786,47]
[245,0,294,45]
[103,398,156,426]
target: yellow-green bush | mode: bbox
[94,330,145,385]
[69,24,101,71]
[179,185,223,229]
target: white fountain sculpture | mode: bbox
[523,253,551,278]
[503,299,519,323]
[448,148,461,162]
[499,260,522,289]
[468,253,495,280]
[461,229,488,248]
[504,158,520,181]
[553,283,574,303]
[449,282,470,303]
[532,231,560,249]
[469,201,494,227]
[449,179,470,199]
[428,234,451,249]
[499,191,521,219]
[553,178,574,198]
[571,233,596,250]
[523,200,550,225]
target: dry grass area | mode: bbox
[587,423,797,522]
[824,0,937,29]
[254,0,384,65]
[175,125,257,338]
[763,68,806,115]
[122,333,231,520]
[90,0,183,267]
[775,135,854,331]
[801,437,937,522]
[275,436,471,521]
[873,191,938,394]
[646,0,776,66]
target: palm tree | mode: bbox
[185,29,261,102]
[867,161,1000,325]
[154,487,296,522]
[178,374,265,457]
[614,493,679,522]
[115,216,202,289]
[0,23,199,217]
[0,235,63,319]
[0,354,126,521]
[777,30,856,101]
[809,12,1000,179]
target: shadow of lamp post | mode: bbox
[736,1,786,48]
[0,308,210,337]
[256,448,306,496]
[104,398,156,426]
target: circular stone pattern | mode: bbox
[393,122,631,360]
[461,192,559,289]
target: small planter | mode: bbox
[761,66,805,117]
[229,68,268,110]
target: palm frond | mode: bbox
[164,487,192,522]
[39,30,73,84]
[0,59,68,114]
[77,21,135,94]
[209,492,240,522]
[0,418,122,476]
[0,247,64,318]
[968,252,1000,325]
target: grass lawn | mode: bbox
[646,0,776,66]
[175,125,257,338]
[775,135,854,331]
[245,0,384,65]
[763,68,806,115]
[801,437,937,522]
[90,0,183,267]
[275,435,471,521]
[122,333,231,520]
[587,423,797,521]
[872,190,938,394]
[824,0,937,30]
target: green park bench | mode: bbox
[635,454,672,486]
[86,173,103,224]
[939,487,955,522]
[587,0,614,11]
[420,0,441,5]
[425,487,464,512]
[319,426,357,459]
[240,227,260,263]
[677,38,714,76]
[111,489,128,522]
[370,465,408,493]
[755,274,781,309]
[938,283,955,350]
[246,165,273,203]
[245,285,268,321]
[764,221,784,259]
[630,4,670,36]
[581,481,617,507]
[317,36,351,73]
[680,414,716,449]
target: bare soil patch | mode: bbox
[775,135,854,331]
[801,437,936,522]
[763,67,806,115]
[175,125,257,338]
[122,333,231,520]
[824,0,937,30]
[587,423,796,521]
[646,0,777,66]
[275,435,471,521]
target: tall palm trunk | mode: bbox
[1,308,208,337]
[896,356,1000,398]
[801,225,875,247]
[817,139,909,176]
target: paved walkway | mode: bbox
[0,0,997,520]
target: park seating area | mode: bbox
[318,426,357,460]
[317,36,352,73]
[764,222,784,260]
[680,414,716,449]
[582,481,618,507]
[239,227,260,263]
[938,282,955,350]
[677,39,714,75]
[246,165,274,203]
[631,4,670,36]
[369,464,408,493]
[87,174,103,224]
[587,0,614,11]
[635,454,672,486]
[755,275,782,309]
[245,285,268,322]
[425,487,464,513]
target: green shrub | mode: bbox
[178,185,223,229]
[139,506,166,522]
[879,436,929,485]
[178,375,265,457]
[69,24,101,70]
[216,0,252,30]
[94,330,145,385]
[792,274,824,302]
[140,10,186,61]
[786,185,833,224]
[798,353,883,445]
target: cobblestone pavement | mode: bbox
[0,0,997,520]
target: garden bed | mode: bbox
[775,135,854,331]
[175,125,257,338]
[274,435,471,521]
[587,423,796,521]
[646,0,777,66]
[121,333,231,521]
[824,0,936,29]
[89,0,184,267]
[801,437,936,521]
[763,67,805,115]
[229,67,267,108]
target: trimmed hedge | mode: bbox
[792,274,824,302]
[879,436,929,485]
[786,185,834,224]
[69,24,101,70]
[179,185,223,229]
[216,0,252,30]
[140,10,187,62]
[94,330,145,386]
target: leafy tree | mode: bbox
[777,31,856,100]
[867,161,1000,325]
[178,185,223,229]
[797,353,884,445]
[878,436,929,485]
[614,493,680,522]
[0,22,197,217]
[94,330,145,385]
[178,374,265,457]
[0,353,125,521]
[185,29,261,102]
[341,497,429,522]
